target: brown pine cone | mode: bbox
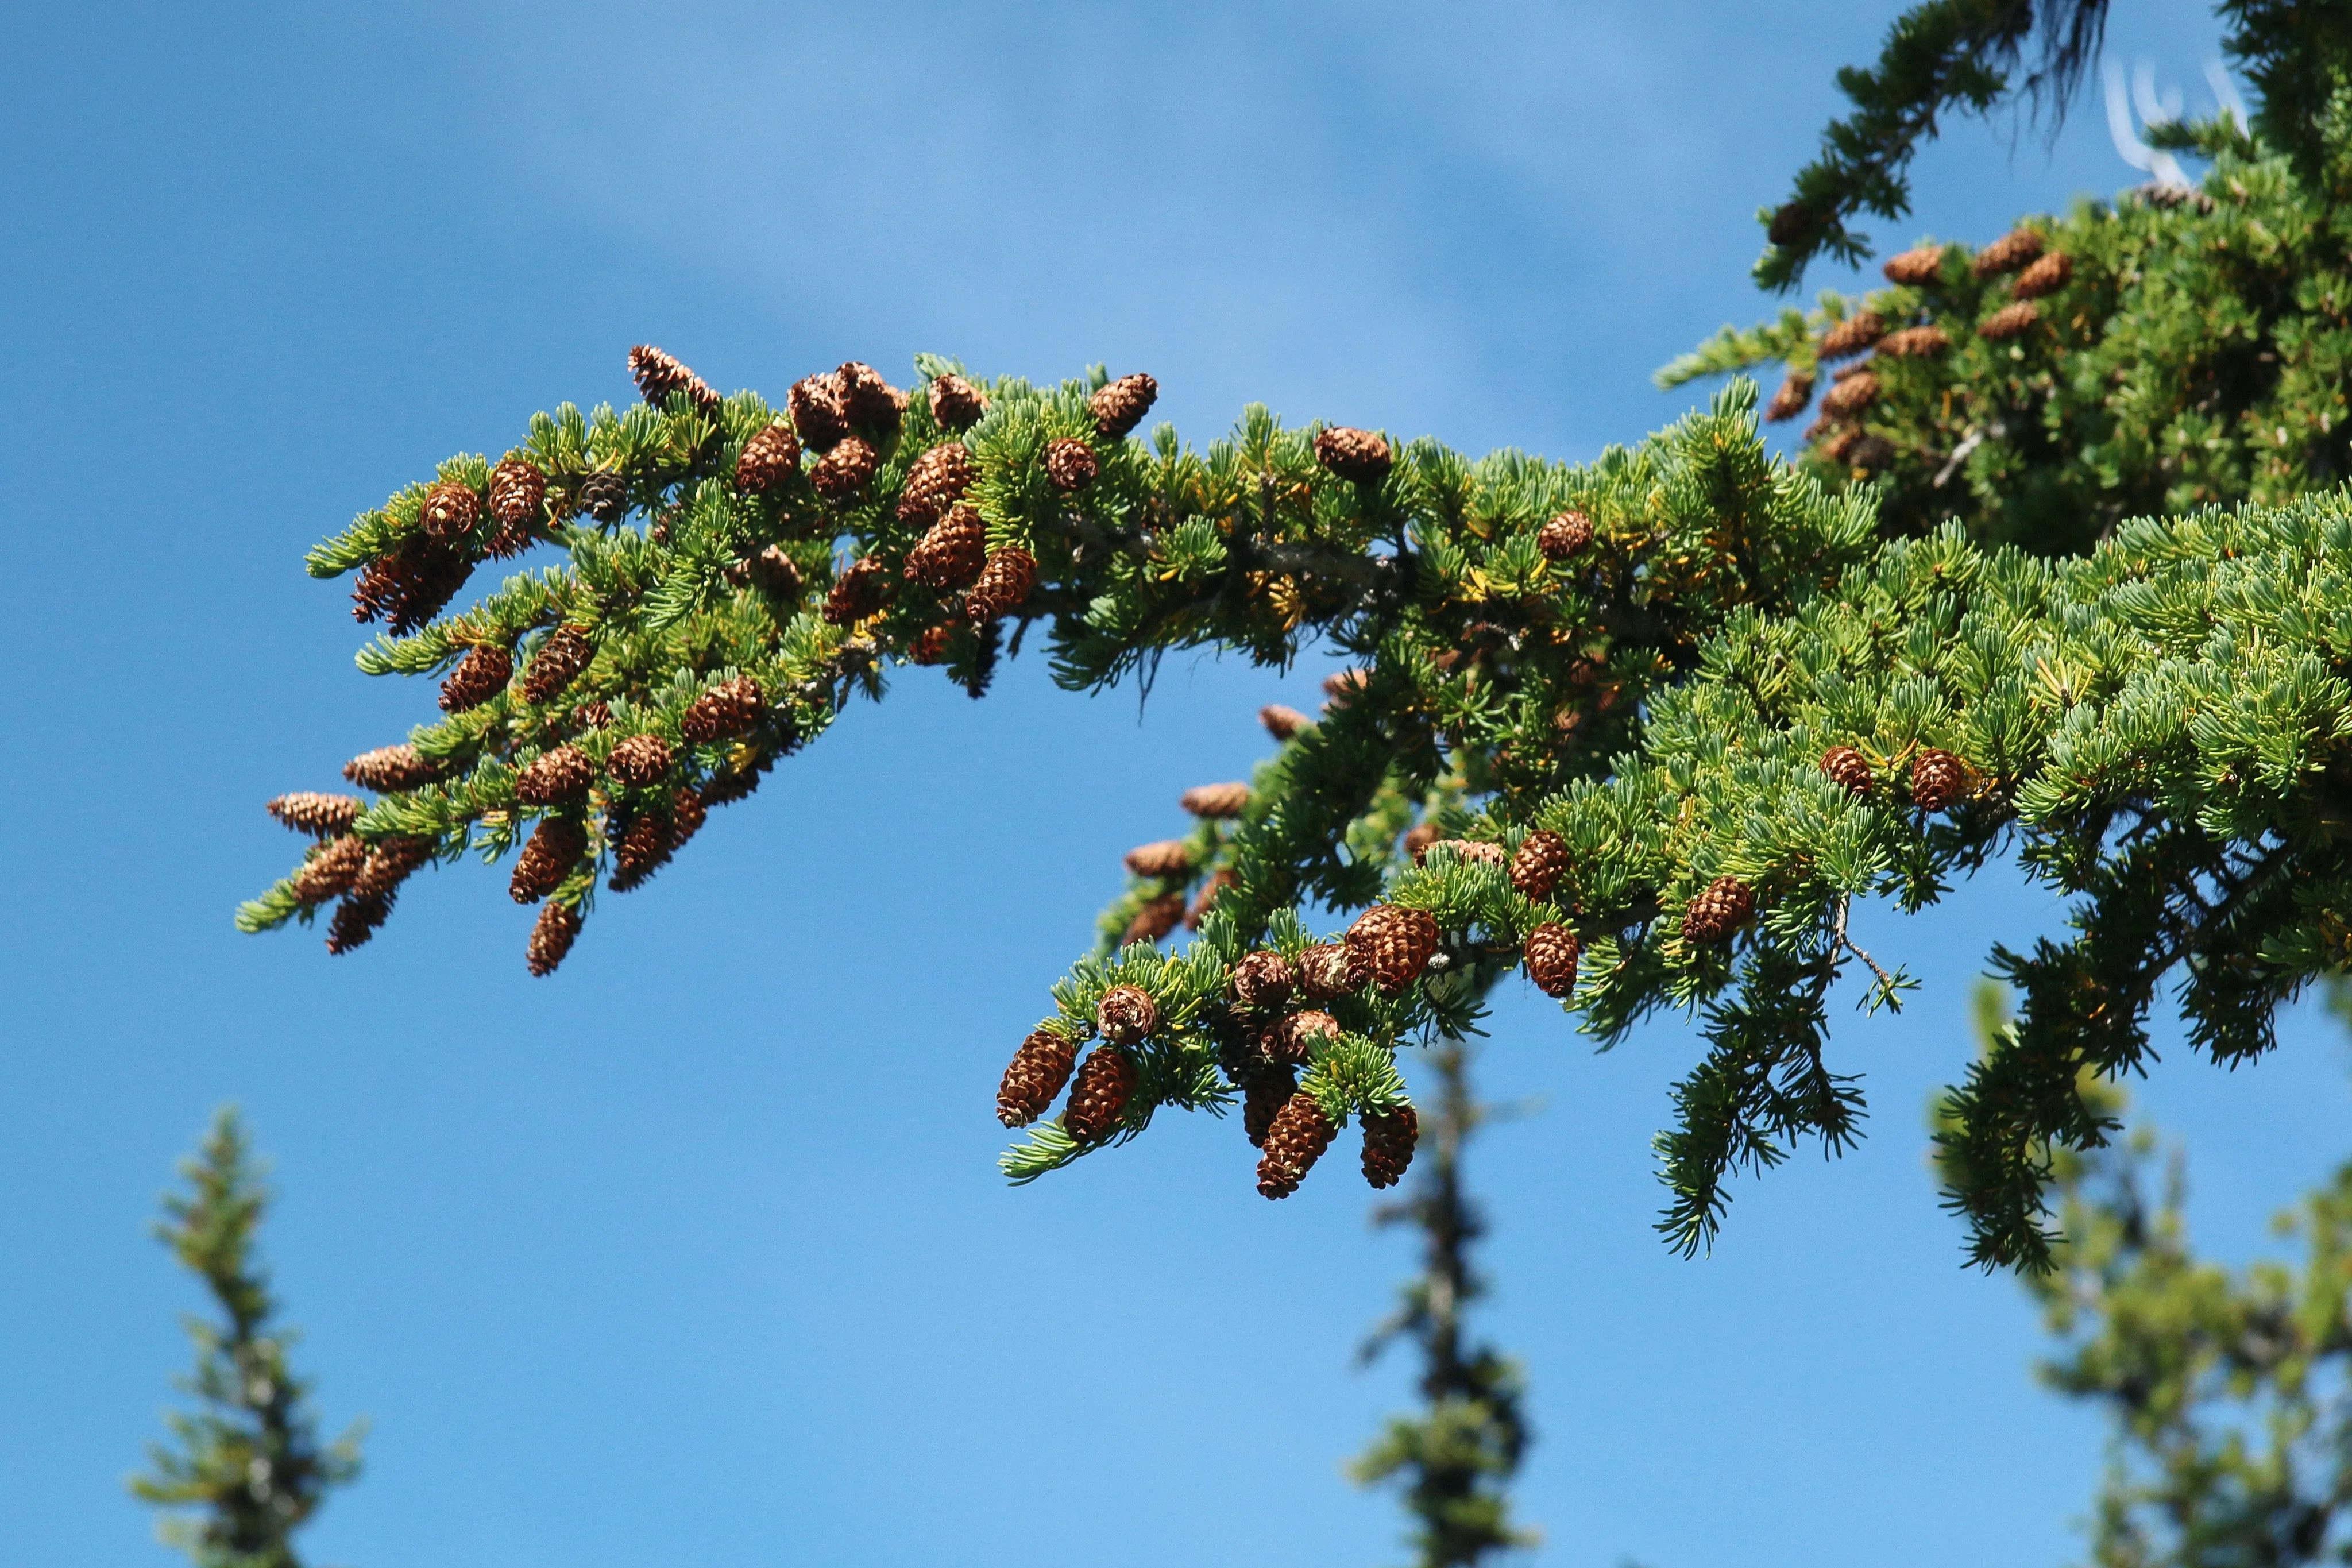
[824,555,896,624]
[607,733,674,787]
[1244,1069,1297,1148]
[928,373,988,430]
[267,792,365,838]
[325,890,394,955]
[1185,868,1237,931]
[1180,781,1250,818]
[1877,324,1952,358]
[744,545,802,600]
[1819,371,1880,420]
[1818,426,1864,464]
[608,806,675,889]
[1821,746,1873,796]
[1361,1106,1418,1189]
[487,455,548,553]
[908,624,955,665]
[438,644,513,713]
[1524,924,1580,998]
[2011,250,2073,300]
[577,469,629,525]
[1064,1045,1136,1142]
[520,626,594,705]
[1229,949,1295,1012]
[290,834,369,904]
[964,546,1036,624]
[1264,1009,1339,1067]
[897,441,975,524]
[1424,839,1503,868]
[343,743,440,793]
[527,899,582,976]
[1346,905,1440,993]
[1090,373,1158,438]
[1296,941,1368,1000]
[1767,200,1815,246]
[1910,748,1968,813]
[903,501,987,590]
[1121,891,1186,947]
[1314,426,1392,484]
[516,744,595,805]
[509,816,586,903]
[837,361,906,432]
[1764,372,1815,422]
[681,675,763,743]
[1971,227,2044,277]
[1847,435,1897,472]
[1323,667,1370,708]
[671,785,709,844]
[734,421,801,494]
[1538,510,1594,559]
[1400,822,1441,863]
[1260,704,1310,741]
[352,835,434,899]
[1044,436,1099,491]
[996,1026,1079,1127]
[1882,244,1947,285]
[574,700,612,730]
[1095,984,1158,1044]
[789,372,851,450]
[1818,310,1884,360]
[1124,839,1192,879]
[1979,300,2040,341]
[812,435,879,503]
[628,345,721,415]
[419,480,481,541]
[1509,829,1570,900]
[1683,875,1755,945]
[1257,1092,1338,1199]
[351,540,472,634]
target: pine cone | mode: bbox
[419,480,482,541]
[903,501,987,590]
[1257,1092,1338,1199]
[516,744,595,805]
[509,816,586,903]
[1296,941,1368,1000]
[628,345,721,415]
[486,455,548,554]
[290,834,369,903]
[897,442,976,524]
[520,626,594,705]
[2011,250,2073,300]
[734,422,801,494]
[823,556,895,624]
[575,700,612,730]
[789,372,851,450]
[1971,227,2044,277]
[1314,426,1392,484]
[1244,1069,1297,1148]
[607,733,674,787]
[1821,746,1873,796]
[438,643,513,713]
[325,890,394,955]
[1180,781,1250,818]
[1910,747,1968,812]
[1264,1009,1339,1067]
[1044,437,1099,491]
[1819,371,1880,420]
[1818,310,1884,360]
[1979,301,2040,341]
[671,784,709,844]
[1185,867,1236,932]
[267,792,364,837]
[352,835,433,900]
[1524,924,1580,998]
[343,743,440,793]
[352,539,471,634]
[1764,372,1814,422]
[1538,510,1594,559]
[527,899,582,976]
[1122,891,1186,946]
[927,373,988,431]
[837,361,906,433]
[1767,200,1815,246]
[1095,984,1158,1044]
[1124,839,1192,879]
[744,545,802,600]
[1361,1106,1418,1189]
[1882,245,1946,285]
[908,624,954,665]
[1346,905,1440,993]
[1402,822,1442,863]
[1260,704,1310,741]
[1323,667,1370,707]
[1683,875,1755,945]
[1820,426,1865,464]
[1064,1045,1136,1142]
[1091,373,1158,438]
[1847,435,1897,472]
[1508,829,1569,900]
[1877,325,1952,358]
[1230,949,1295,1012]
[1423,839,1503,868]
[964,546,1036,624]
[578,469,629,525]
[996,1026,1079,1127]
[681,675,763,743]
[812,435,879,503]
[608,806,675,889]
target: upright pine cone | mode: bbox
[344,743,439,793]
[1180,781,1249,818]
[1818,310,1884,360]
[1122,891,1185,947]
[1230,949,1295,1013]
[1403,821,1442,862]
[1361,1106,1419,1189]
[1091,373,1158,438]
[1763,372,1814,422]
[607,733,674,787]
[1346,905,1440,993]
[486,455,547,554]
[521,626,594,704]
[352,836,433,900]
[1979,300,2040,340]
[681,675,763,743]
[1257,1092,1338,1199]
[577,469,629,524]
[824,556,895,624]
[996,1026,1079,1128]
[1821,746,1873,796]
[1260,704,1310,741]
[1264,1009,1339,1067]
[903,502,987,590]
[1314,426,1392,484]
[1819,370,1880,420]
[1877,325,1951,358]
[898,442,976,524]
[419,480,481,541]
[964,546,1036,624]
[1523,924,1580,998]
[789,372,851,449]
[267,793,364,837]
[574,700,612,729]
[837,361,906,432]
[1244,1069,1297,1148]
[628,345,721,415]
[516,744,595,805]
[1910,748,1968,813]
[1296,941,1366,1000]
[927,373,988,430]
[1538,511,1594,559]
[527,899,582,977]
[1509,829,1569,900]
[1882,244,1946,285]
[2011,250,2073,300]
[1095,984,1158,1045]
[509,816,586,903]
[734,422,801,494]
[1683,875,1755,945]
[325,891,394,955]
[1124,840,1192,879]
[1063,1045,1136,1142]
[1971,227,2044,277]
[744,545,802,600]
[812,435,879,503]
[438,644,513,713]
[1043,437,1098,491]
[291,834,368,904]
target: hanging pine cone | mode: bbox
[509,816,586,903]
[486,455,547,555]
[628,345,721,415]
[2011,250,2073,300]
[1296,941,1368,999]
[1090,372,1158,438]
[527,899,582,976]
[1818,310,1885,361]
[964,546,1036,624]
[419,480,482,541]
[1180,781,1250,818]
[1847,435,1897,472]
[1882,245,1946,285]
[608,806,675,889]
[574,700,612,730]
[1819,371,1880,420]
[1229,949,1295,1013]
[734,421,801,495]
[1244,1069,1297,1148]
[1123,840,1192,879]
[1361,1106,1418,1189]
[1971,227,2044,277]
[837,361,906,433]
[671,784,709,843]
[744,545,802,600]
[897,442,975,524]
[578,469,629,524]
[1764,372,1814,422]
[996,1026,1080,1128]
[1877,324,1952,358]
[438,643,513,713]
[903,502,987,590]
[520,626,594,705]
[1095,984,1158,1045]
[1821,746,1874,796]
[1346,906,1440,993]
[1683,875,1755,945]
[681,675,763,743]
[1314,426,1392,484]
[1122,891,1186,947]
[820,556,891,624]
[1185,868,1235,930]
[1257,1092,1338,1199]
[516,744,595,805]
[1063,1045,1136,1142]
[1910,747,1968,813]
[607,733,674,787]
[1820,426,1866,464]
[267,793,364,837]
[1264,1009,1339,1067]
[1538,510,1594,559]
[1260,704,1310,741]
[1979,300,2040,341]
[343,743,440,793]
[1044,437,1098,491]
[291,834,369,904]
[908,624,955,665]
[325,890,394,955]
[1509,829,1570,900]
[352,835,433,900]
[1524,924,1581,998]
[1767,200,1816,246]
[812,435,879,503]
[352,540,471,634]
[928,373,988,430]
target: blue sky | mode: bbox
[5,2,2339,1565]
